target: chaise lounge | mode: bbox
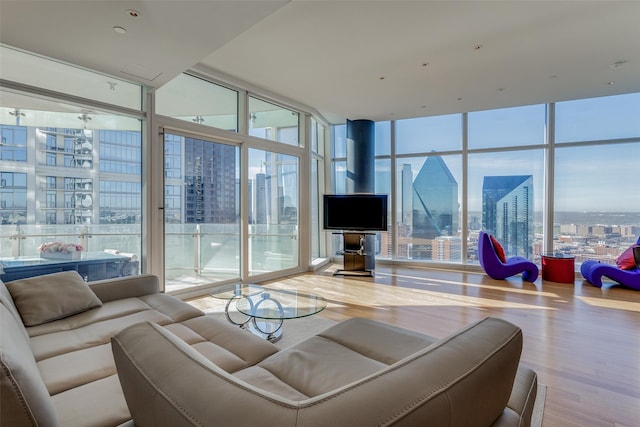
[581,237,640,290]
[2,271,538,426]
[478,231,539,282]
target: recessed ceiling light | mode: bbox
[474,44,483,50]
[126,9,140,18]
[607,81,615,86]
[113,26,127,34]
[379,76,385,80]
[422,62,429,67]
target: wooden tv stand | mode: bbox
[333,232,375,277]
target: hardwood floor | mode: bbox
[188,263,640,426]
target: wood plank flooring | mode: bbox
[190,263,640,427]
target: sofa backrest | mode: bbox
[0,279,29,339]
[1,303,60,427]
[112,317,523,426]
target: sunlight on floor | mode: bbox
[267,277,554,311]
[577,296,640,312]
[376,271,560,298]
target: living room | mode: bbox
[1,2,639,426]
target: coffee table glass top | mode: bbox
[235,289,326,320]
[209,283,264,300]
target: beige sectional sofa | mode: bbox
[1,271,278,426]
[2,271,538,427]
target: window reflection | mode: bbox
[249,97,299,146]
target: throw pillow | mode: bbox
[6,270,103,326]
[490,235,507,263]
[616,244,639,270]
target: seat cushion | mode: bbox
[51,375,131,427]
[235,318,440,398]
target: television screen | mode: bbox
[323,194,388,231]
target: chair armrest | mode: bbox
[89,274,159,303]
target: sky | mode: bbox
[337,92,640,213]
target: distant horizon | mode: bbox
[467,210,640,226]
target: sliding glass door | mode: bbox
[247,149,299,275]
[163,132,240,291]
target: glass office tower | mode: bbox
[407,155,459,260]
[412,156,459,237]
[482,175,533,258]
[183,137,237,224]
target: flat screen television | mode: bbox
[323,194,388,231]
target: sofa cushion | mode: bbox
[7,271,102,326]
[234,318,439,398]
[51,374,131,427]
[26,298,158,338]
[1,304,60,427]
[29,308,178,361]
[38,343,116,395]
[164,315,279,373]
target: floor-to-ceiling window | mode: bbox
[395,114,463,262]
[331,93,640,270]
[156,74,307,291]
[467,105,546,262]
[553,94,640,265]
[1,47,144,270]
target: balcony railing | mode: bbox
[0,224,141,259]
[1,223,299,288]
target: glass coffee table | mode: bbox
[209,283,265,327]
[235,289,327,342]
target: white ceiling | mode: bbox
[1,1,639,124]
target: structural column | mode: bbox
[345,119,376,272]
[346,119,375,193]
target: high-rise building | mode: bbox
[183,138,237,224]
[0,123,141,226]
[482,175,533,258]
[254,173,267,224]
[401,155,459,260]
[400,164,413,227]
[432,236,462,262]
[412,156,458,239]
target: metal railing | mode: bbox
[1,223,299,282]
